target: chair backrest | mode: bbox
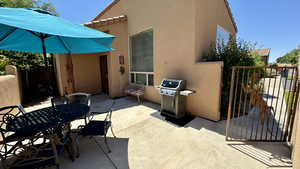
[0,134,59,169]
[0,106,26,144]
[65,93,91,106]
[51,96,67,107]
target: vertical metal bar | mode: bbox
[287,78,299,141]
[235,69,245,139]
[254,68,262,140]
[232,68,240,139]
[264,67,273,140]
[242,69,251,139]
[270,67,284,141]
[280,68,296,140]
[265,67,273,140]
[226,67,236,141]
[259,67,267,140]
[245,69,254,139]
[275,67,290,140]
[268,67,278,140]
[237,69,245,118]
[249,68,258,140]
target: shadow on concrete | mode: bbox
[228,143,292,168]
[91,94,160,113]
[61,136,129,169]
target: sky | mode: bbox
[46,0,299,63]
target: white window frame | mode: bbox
[129,28,154,86]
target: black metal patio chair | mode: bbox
[77,99,116,153]
[51,96,80,161]
[0,105,28,144]
[0,134,60,169]
[65,92,92,125]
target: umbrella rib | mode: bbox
[0,28,17,43]
[57,37,71,53]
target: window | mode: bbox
[130,29,154,86]
[216,25,230,47]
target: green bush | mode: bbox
[0,55,10,75]
[0,50,44,71]
[202,38,257,118]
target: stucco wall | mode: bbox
[195,0,236,61]
[292,60,300,169]
[72,53,102,94]
[56,0,235,121]
[93,0,233,120]
[56,53,102,95]
[0,66,21,108]
[95,22,129,98]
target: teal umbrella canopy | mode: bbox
[0,8,115,54]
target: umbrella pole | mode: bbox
[41,36,48,68]
[41,35,53,96]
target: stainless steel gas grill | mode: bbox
[158,79,195,119]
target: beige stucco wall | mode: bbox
[92,0,234,120]
[0,66,21,108]
[56,53,103,95]
[292,60,300,168]
[195,0,236,61]
[72,53,102,94]
[56,0,235,121]
[94,22,129,98]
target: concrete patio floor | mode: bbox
[25,95,293,169]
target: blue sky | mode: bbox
[47,0,299,62]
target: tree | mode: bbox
[251,53,265,66]
[276,48,299,65]
[0,0,57,71]
[202,38,257,118]
[0,0,57,15]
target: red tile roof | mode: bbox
[251,48,271,56]
[84,15,127,26]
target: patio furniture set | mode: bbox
[0,93,116,169]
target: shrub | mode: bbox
[0,50,44,71]
[202,38,257,118]
[0,55,10,75]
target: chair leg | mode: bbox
[74,136,80,158]
[104,134,111,153]
[110,125,116,138]
[137,95,140,104]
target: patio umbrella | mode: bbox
[0,7,115,67]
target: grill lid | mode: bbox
[161,80,179,88]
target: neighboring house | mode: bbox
[55,0,237,121]
[251,48,271,65]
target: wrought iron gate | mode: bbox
[226,66,299,142]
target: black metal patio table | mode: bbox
[7,104,89,134]
[6,103,90,161]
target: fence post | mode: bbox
[226,67,236,141]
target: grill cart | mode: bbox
[157,79,195,119]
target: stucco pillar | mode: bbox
[293,58,300,169]
[4,65,22,105]
[65,54,75,94]
[5,65,17,75]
